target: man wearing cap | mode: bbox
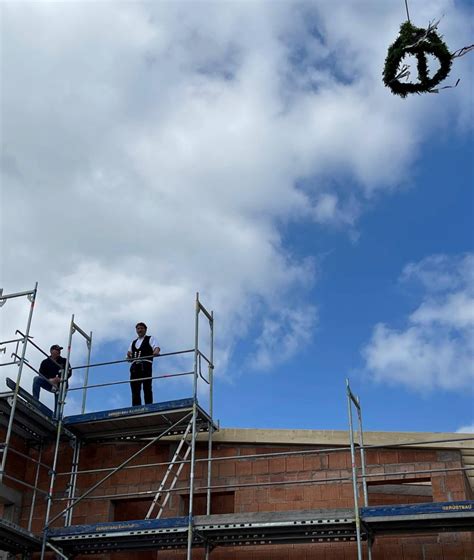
[32,345,71,413]
[127,323,160,406]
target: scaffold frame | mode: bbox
[1,285,473,560]
[36,291,216,560]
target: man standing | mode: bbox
[33,344,71,414]
[127,323,160,406]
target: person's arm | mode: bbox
[127,341,133,360]
[58,357,71,378]
[150,337,160,356]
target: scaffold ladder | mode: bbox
[146,418,193,519]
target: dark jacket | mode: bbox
[39,356,72,379]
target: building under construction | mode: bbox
[0,285,473,559]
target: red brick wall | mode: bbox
[5,438,473,559]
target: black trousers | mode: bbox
[130,361,153,406]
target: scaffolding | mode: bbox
[0,285,473,559]
[0,287,217,559]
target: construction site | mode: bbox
[0,285,473,559]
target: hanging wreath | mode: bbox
[383,21,453,97]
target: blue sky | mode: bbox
[1,1,473,435]
[220,134,473,432]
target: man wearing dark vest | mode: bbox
[127,322,160,406]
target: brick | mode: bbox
[421,543,444,559]
[365,449,380,465]
[328,451,349,470]
[320,454,329,469]
[218,461,236,478]
[236,460,253,476]
[442,542,470,560]
[284,486,304,503]
[320,484,340,501]
[414,450,437,462]
[402,542,423,560]
[124,468,141,485]
[379,449,399,464]
[236,489,254,505]
[252,459,269,476]
[271,502,295,512]
[311,470,327,482]
[269,457,286,474]
[445,474,464,493]
[340,483,354,499]
[397,449,417,463]
[303,484,321,503]
[255,487,268,503]
[268,487,286,504]
[286,456,304,472]
[303,454,322,471]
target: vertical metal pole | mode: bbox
[0,283,37,481]
[27,443,43,532]
[205,310,214,560]
[187,293,200,560]
[41,315,75,559]
[357,396,371,560]
[356,397,369,507]
[81,331,93,414]
[346,379,363,560]
[57,314,74,419]
[65,438,81,526]
[206,310,214,515]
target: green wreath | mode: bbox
[383,21,452,97]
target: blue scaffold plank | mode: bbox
[47,517,190,537]
[63,398,195,425]
[361,501,474,518]
[6,377,54,419]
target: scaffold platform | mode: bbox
[361,500,474,535]
[0,518,41,555]
[45,501,474,555]
[0,385,57,442]
[46,509,358,554]
[193,508,358,547]
[63,399,216,441]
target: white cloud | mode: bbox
[457,424,474,434]
[1,2,472,394]
[252,306,318,371]
[362,254,474,391]
[401,254,474,293]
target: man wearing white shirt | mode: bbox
[127,322,160,406]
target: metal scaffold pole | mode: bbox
[205,309,214,560]
[0,283,38,482]
[27,442,43,532]
[40,314,93,556]
[40,314,75,559]
[187,293,200,560]
[356,394,372,560]
[81,330,93,414]
[346,379,363,560]
[65,438,81,526]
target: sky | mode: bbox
[1,0,473,436]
